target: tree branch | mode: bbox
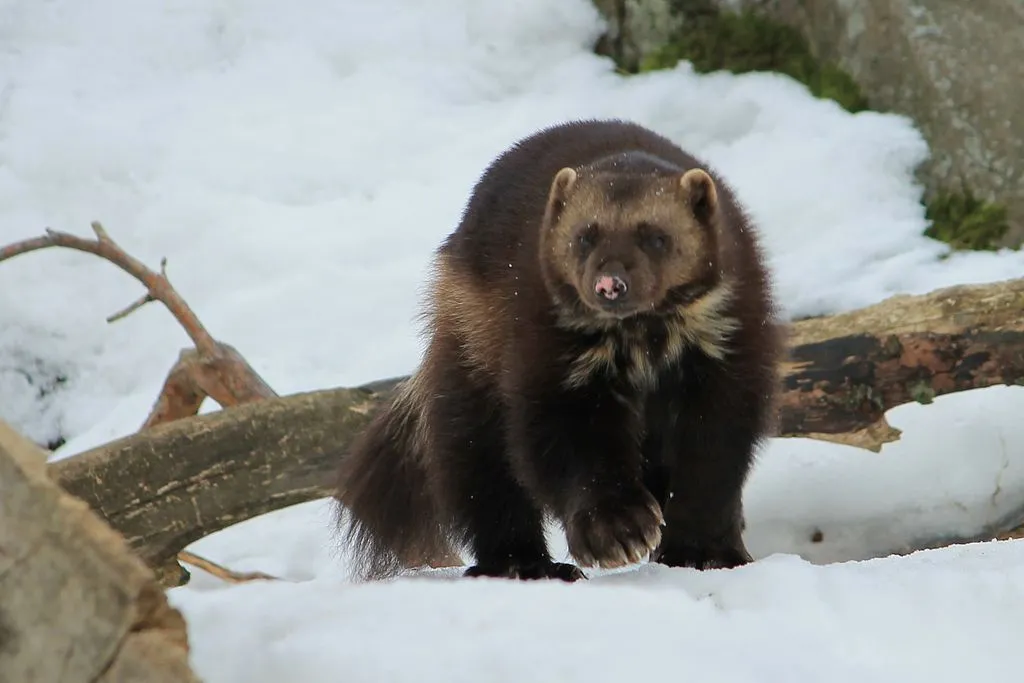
[177,550,280,584]
[0,223,278,431]
[0,223,216,354]
[141,350,208,430]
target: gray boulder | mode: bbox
[591,0,682,72]
[591,0,1024,247]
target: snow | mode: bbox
[171,538,1024,683]
[2,0,1024,681]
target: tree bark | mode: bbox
[0,420,199,683]
[44,277,1024,587]
[780,276,1024,451]
[140,345,278,430]
[50,385,383,585]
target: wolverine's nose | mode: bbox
[595,274,628,300]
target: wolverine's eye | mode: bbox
[637,223,669,252]
[576,223,599,250]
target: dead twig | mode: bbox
[176,550,281,584]
[0,222,216,354]
[106,257,166,322]
[1,223,278,430]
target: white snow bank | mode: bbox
[169,537,1024,683]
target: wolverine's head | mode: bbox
[539,162,722,324]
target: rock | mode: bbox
[722,0,1024,247]
[591,0,682,72]
[589,0,1024,247]
[0,419,200,683]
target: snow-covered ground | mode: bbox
[2,1,1024,681]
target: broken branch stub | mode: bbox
[140,345,278,430]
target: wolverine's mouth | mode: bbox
[582,294,651,320]
[551,281,652,330]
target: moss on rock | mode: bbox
[924,188,1010,252]
[635,2,867,113]
[617,0,1010,251]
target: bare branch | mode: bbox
[1,224,279,432]
[139,346,279,430]
[177,550,281,584]
[107,292,156,323]
[0,223,217,355]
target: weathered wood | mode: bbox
[141,351,208,429]
[49,385,382,585]
[141,345,278,430]
[190,342,278,407]
[45,277,1024,587]
[177,550,280,584]
[780,277,1024,450]
[0,420,198,683]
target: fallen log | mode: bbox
[780,276,1024,450]
[45,277,1024,586]
[0,419,199,683]
[50,385,383,585]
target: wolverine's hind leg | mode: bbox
[427,357,585,582]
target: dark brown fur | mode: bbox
[332,119,782,581]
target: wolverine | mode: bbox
[332,119,782,582]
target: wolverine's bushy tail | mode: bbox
[332,376,459,580]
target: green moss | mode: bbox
[637,5,868,113]
[924,188,1010,251]
[908,381,936,406]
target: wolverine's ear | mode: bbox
[545,167,578,223]
[678,168,718,223]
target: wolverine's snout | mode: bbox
[593,259,631,308]
[595,273,628,300]
[582,254,650,316]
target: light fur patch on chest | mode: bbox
[563,282,739,390]
[562,328,663,390]
[670,281,741,361]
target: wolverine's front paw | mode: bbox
[566,488,664,569]
[652,538,752,570]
